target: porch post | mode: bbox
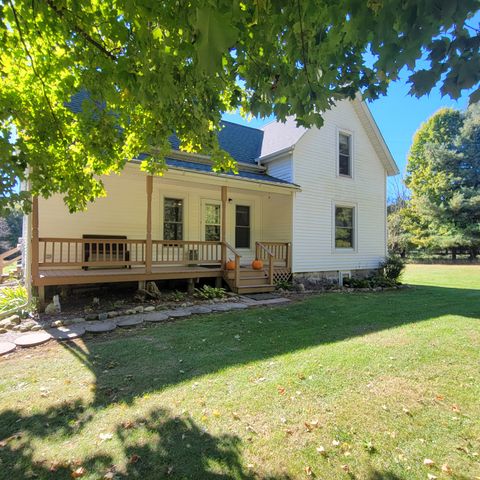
[221,185,227,266]
[31,195,39,284]
[146,175,153,273]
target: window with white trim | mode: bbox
[338,132,352,177]
[163,198,183,240]
[335,206,355,249]
[204,203,221,241]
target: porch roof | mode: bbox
[163,157,298,188]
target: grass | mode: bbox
[0,264,479,479]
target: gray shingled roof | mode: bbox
[66,91,263,164]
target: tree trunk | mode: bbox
[451,247,457,261]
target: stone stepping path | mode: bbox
[0,341,16,356]
[2,297,290,356]
[210,303,236,312]
[116,316,144,327]
[190,306,212,314]
[223,302,249,310]
[165,308,192,318]
[85,321,117,333]
[143,312,169,322]
[47,325,86,340]
[15,331,52,348]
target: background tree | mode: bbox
[387,180,411,257]
[405,103,480,259]
[0,211,22,253]
[0,0,479,213]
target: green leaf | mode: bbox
[195,7,238,73]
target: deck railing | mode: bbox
[38,238,146,268]
[38,237,224,269]
[255,241,291,269]
[152,240,222,265]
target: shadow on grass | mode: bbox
[1,284,479,478]
[0,403,290,479]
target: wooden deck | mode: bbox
[37,265,222,286]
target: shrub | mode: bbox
[275,279,293,290]
[381,255,405,282]
[0,284,28,314]
[193,285,226,300]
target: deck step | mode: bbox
[239,277,270,286]
[236,284,276,294]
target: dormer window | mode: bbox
[338,131,352,177]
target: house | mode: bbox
[23,96,398,301]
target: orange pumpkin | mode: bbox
[226,259,236,270]
[251,259,264,270]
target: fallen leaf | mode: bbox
[129,454,141,464]
[232,412,240,420]
[298,373,306,380]
[451,404,461,413]
[71,467,86,478]
[166,466,174,475]
[99,433,113,441]
[305,465,313,476]
[402,407,411,415]
[435,394,445,401]
[423,458,435,467]
[316,446,326,455]
[441,463,452,474]
[332,439,340,447]
[427,474,437,480]
[277,386,286,395]
[341,464,350,472]
[121,420,135,429]
[212,410,221,417]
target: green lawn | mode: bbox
[0,265,479,479]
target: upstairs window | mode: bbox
[164,198,183,240]
[338,132,352,177]
[335,206,355,249]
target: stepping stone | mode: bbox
[15,331,52,348]
[168,309,192,318]
[85,321,117,333]
[0,341,16,355]
[143,312,169,322]
[116,315,144,327]
[223,302,249,310]
[210,303,235,312]
[47,325,86,340]
[190,306,212,314]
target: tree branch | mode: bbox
[296,0,315,96]
[44,0,117,61]
[8,0,64,139]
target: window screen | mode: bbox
[335,206,354,248]
[235,205,250,249]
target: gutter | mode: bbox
[257,146,295,165]
[167,165,301,191]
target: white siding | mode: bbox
[261,117,306,157]
[265,155,294,183]
[38,164,293,267]
[292,99,387,273]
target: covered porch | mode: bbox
[30,163,294,298]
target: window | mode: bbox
[235,205,250,249]
[338,132,352,177]
[335,206,354,249]
[204,203,221,241]
[164,198,183,240]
